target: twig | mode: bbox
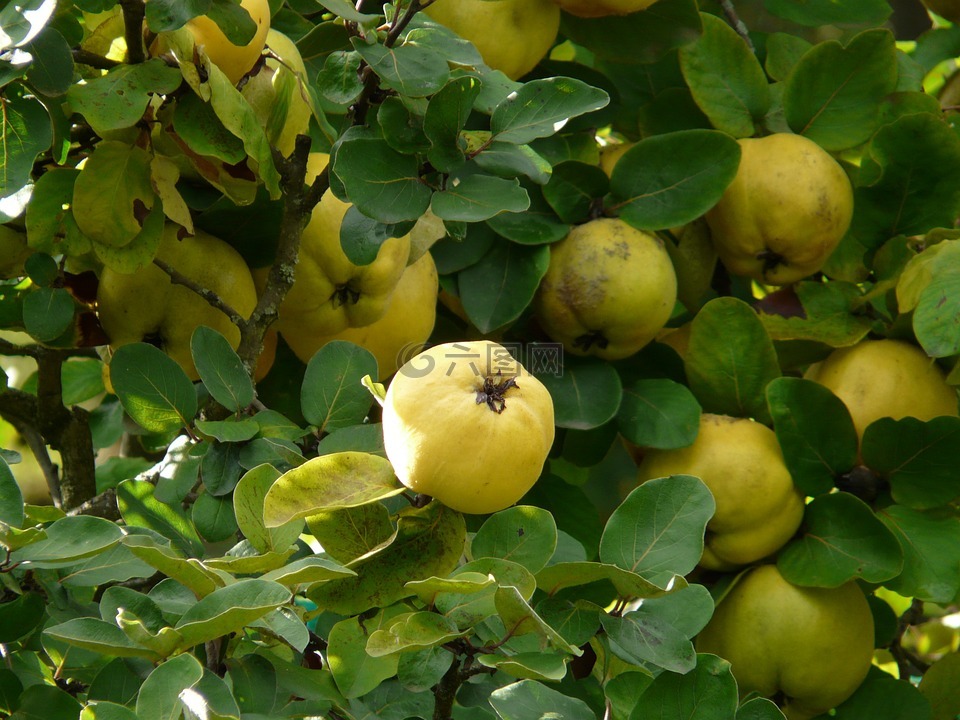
[120,0,146,64]
[9,422,62,507]
[71,49,123,70]
[719,0,755,54]
[67,488,120,520]
[0,339,97,359]
[152,258,245,326]
[235,136,329,375]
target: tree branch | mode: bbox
[719,0,755,54]
[67,488,120,520]
[120,0,146,64]
[71,49,123,70]
[152,258,245,326]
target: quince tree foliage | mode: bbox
[0,0,959,718]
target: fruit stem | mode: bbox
[475,372,518,414]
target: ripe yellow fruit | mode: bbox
[423,0,560,80]
[283,250,439,379]
[382,340,555,514]
[705,133,853,286]
[534,217,677,360]
[637,414,805,570]
[97,225,257,381]
[275,153,411,339]
[598,141,634,177]
[241,29,312,157]
[804,338,959,440]
[696,564,875,719]
[164,0,271,85]
[554,0,660,18]
[923,0,960,22]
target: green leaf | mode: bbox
[685,297,781,424]
[263,452,402,527]
[301,341,377,432]
[72,141,156,248]
[765,377,857,496]
[261,556,356,587]
[66,60,182,135]
[136,653,205,720]
[879,505,960,604]
[123,535,222,597]
[24,27,73,96]
[778,492,903,587]
[174,579,292,649]
[783,29,899,150]
[474,142,552,186]
[737,697,787,720]
[679,13,771,138]
[43,618,159,660]
[0,457,24,529]
[609,130,741,231]
[377,96,429,155]
[81,701,141,720]
[310,502,465,616]
[110,343,197,434]
[191,326,254,412]
[333,137,432,223]
[0,0,57,50]
[327,608,403,698]
[317,51,364,105]
[194,418,259,443]
[0,89,52,199]
[536,560,678,601]
[539,357,622,430]
[10,515,123,566]
[431,174,530,222]
[764,33,813,82]
[912,269,960,358]
[757,282,874,347]
[458,238,550,334]
[305,502,396,565]
[423,76,482,172]
[494,585,581,655]
[351,39,450,98]
[234,464,304,554]
[490,78,609,145]
[601,611,696,674]
[117,480,205,558]
[91,197,166,274]
[471,506,558,574]
[0,592,44,642]
[617,378,701,451]
[489,680,595,720]
[25,168,90,257]
[559,0,703,64]
[192,492,238,543]
[919,653,960,720]
[765,0,892,26]
[862,417,960,509]
[477,653,568,682]
[9,684,81,720]
[542,161,607,225]
[339,206,413,267]
[484,191,570,246]
[630,653,738,720]
[600,475,715,588]
[832,675,933,720]
[199,441,242,496]
[640,583,715,639]
[173,92,246,165]
[535,597,601,648]
[366,611,464,657]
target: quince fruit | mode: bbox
[804,338,958,440]
[97,225,257,381]
[923,0,960,22]
[154,0,271,85]
[598,141,634,177]
[534,217,677,360]
[283,251,438,378]
[637,414,805,570]
[382,340,555,514]
[275,153,411,339]
[705,133,853,285]
[424,0,560,80]
[696,564,875,719]
[554,0,660,18]
[241,29,312,157]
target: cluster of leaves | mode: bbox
[1,0,960,719]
